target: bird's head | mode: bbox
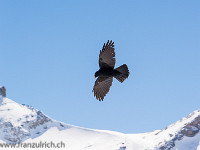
[94,71,100,79]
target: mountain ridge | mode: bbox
[0,87,200,150]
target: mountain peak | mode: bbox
[158,109,200,149]
[0,98,131,149]
[0,97,54,143]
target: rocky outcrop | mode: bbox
[0,96,53,144]
[0,107,52,143]
[0,86,6,97]
[0,104,52,143]
[0,88,68,144]
[0,121,30,143]
[159,110,200,150]
[181,115,200,137]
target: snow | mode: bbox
[0,96,2,103]
[0,97,200,150]
[0,98,37,127]
[172,132,200,150]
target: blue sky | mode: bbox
[0,0,200,133]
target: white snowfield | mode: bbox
[0,96,200,150]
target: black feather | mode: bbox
[93,40,129,101]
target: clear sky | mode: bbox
[0,0,200,134]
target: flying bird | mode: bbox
[93,40,129,101]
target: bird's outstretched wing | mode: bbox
[92,76,113,101]
[99,40,115,69]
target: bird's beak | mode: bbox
[95,76,96,79]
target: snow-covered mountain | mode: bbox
[0,86,200,150]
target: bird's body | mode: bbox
[93,40,129,101]
[95,68,120,78]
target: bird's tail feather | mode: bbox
[114,64,129,83]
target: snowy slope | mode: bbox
[0,93,200,149]
[0,97,143,150]
[126,109,200,150]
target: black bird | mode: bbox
[93,40,129,101]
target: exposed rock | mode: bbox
[0,86,6,97]
[159,113,200,150]
[0,101,52,144]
